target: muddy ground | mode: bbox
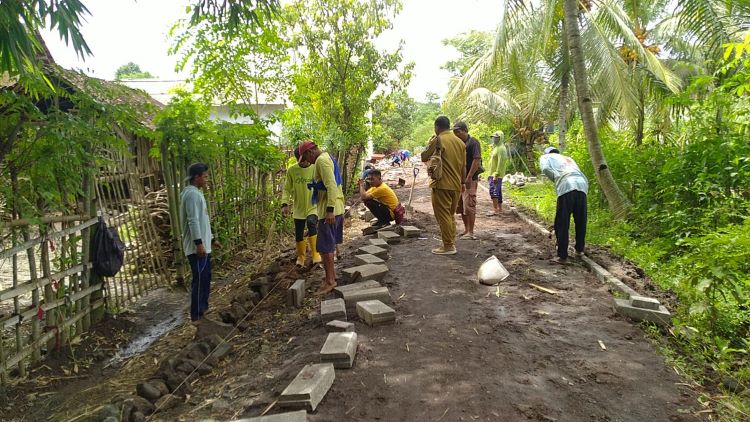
[0,169,705,422]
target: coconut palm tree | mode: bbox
[449,0,683,217]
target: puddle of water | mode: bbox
[106,307,185,366]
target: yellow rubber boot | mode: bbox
[308,235,322,264]
[295,240,307,266]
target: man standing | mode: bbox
[358,169,399,229]
[298,141,345,294]
[539,147,589,263]
[420,116,466,255]
[452,121,482,239]
[181,163,221,323]
[486,131,509,216]
[282,147,321,267]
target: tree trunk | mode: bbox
[635,87,644,146]
[558,24,571,152]
[563,0,631,218]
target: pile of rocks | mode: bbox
[245,225,420,421]
[97,334,233,422]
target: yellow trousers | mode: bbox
[431,188,461,249]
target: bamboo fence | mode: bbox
[0,146,170,385]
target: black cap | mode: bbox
[452,121,468,131]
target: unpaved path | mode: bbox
[5,170,704,422]
[310,172,701,421]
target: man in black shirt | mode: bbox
[452,121,482,240]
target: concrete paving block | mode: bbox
[580,256,638,299]
[630,295,660,310]
[368,238,390,250]
[287,280,305,308]
[320,332,358,369]
[325,320,355,332]
[397,225,420,238]
[334,280,382,297]
[343,286,392,308]
[357,245,389,259]
[342,264,389,282]
[356,300,396,326]
[354,253,385,266]
[614,298,671,327]
[278,363,335,412]
[320,298,346,322]
[377,230,401,244]
[234,410,307,422]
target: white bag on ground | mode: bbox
[477,256,510,285]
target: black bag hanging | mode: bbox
[91,218,125,277]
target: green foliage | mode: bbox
[441,30,493,78]
[0,0,91,78]
[284,0,409,190]
[398,98,441,154]
[171,5,290,106]
[0,68,150,219]
[371,90,416,152]
[114,62,156,80]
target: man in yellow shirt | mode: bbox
[420,116,466,255]
[282,147,321,267]
[298,141,345,294]
[358,169,399,229]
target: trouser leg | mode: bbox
[293,218,306,242]
[432,188,459,249]
[200,255,212,315]
[554,193,573,259]
[571,191,587,253]
[364,198,392,224]
[189,254,212,320]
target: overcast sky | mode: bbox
[42,0,502,101]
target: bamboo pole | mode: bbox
[38,219,58,355]
[80,166,93,330]
[112,150,143,300]
[10,169,26,377]
[161,142,183,285]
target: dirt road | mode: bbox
[7,170,703,422]
[306,173,700,421]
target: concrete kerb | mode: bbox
[508,203,672,327]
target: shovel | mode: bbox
[406,166,420,213]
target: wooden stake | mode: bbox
[529,283,558,295]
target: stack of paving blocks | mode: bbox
[377,230,401,244]
[334,280,392,308]
[342,264,389,282]
[320,298,346,322]
[278,363,336,411]
[368,238,390,250]
[354,253,385,265]
[325,320,355,332]
[397,225,420,238]
[356,300,396,327]
[287,279,305,308]
[357,245,388,259]
[614,295,671,327]
[319,332,358,368]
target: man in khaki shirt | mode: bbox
[420,116,466,255]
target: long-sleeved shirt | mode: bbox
[539,153,589,197]
[283,163,316,220]
[487,143,509,178]
[420,130,466,191]
[180,185,213,256]
[313,152,345,218]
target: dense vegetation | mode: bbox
[3,0,749,418]
[439,3,750,418]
